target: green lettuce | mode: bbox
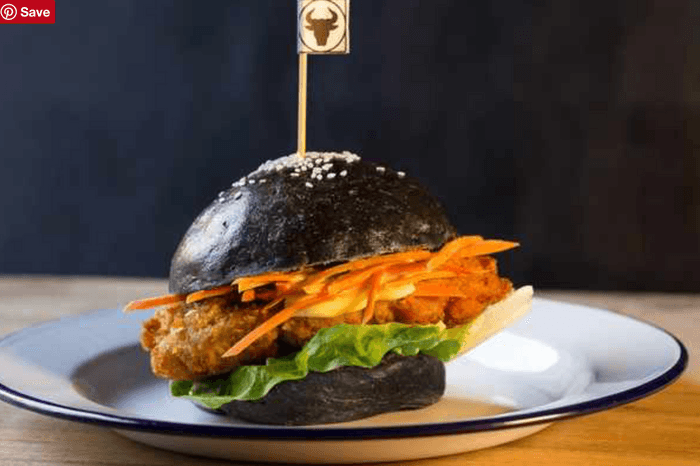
[171,322,470,409]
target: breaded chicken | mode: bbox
[141,256,511,380]
[140,296,279,380]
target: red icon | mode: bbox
[0,0,54,24]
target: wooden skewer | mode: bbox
[297,52,308,158]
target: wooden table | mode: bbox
[0,276,698,465]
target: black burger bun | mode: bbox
[169,152,456,295]
[214,353,445,426]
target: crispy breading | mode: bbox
[280,311,363,347]
[443,256,512,325]
[140,297,279,380]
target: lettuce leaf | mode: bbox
[170,322,470,409]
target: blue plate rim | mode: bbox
[0,304,688,441]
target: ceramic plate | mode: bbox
[0,298,686,464]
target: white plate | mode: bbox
[0,298,686,464]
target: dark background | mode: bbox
[0,0,697,291]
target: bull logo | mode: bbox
[305,8,339,47]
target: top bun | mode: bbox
[169,152,456,294]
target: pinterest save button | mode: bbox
[0,0,54,24]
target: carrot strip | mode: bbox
[426,236,483,271]
[302,249,431,294]
[456,240,519,259]
[413,283,469,298]
[387,270,458,286]
[275,282,292,293]
[362,272,383,324]
[427,236,518,271]
[234,272,306,292]
[123,293,186,312]
[186,285,234,304]
[327,264,390,295]
[240,290,256,302]
[221,293,330,358]
[383,261,428,280]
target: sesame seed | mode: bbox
[243,151,362,180]
[259,179,266,184]
[340,170,348,177]
[248,179,256,184]
[327,173,336,179]
[376,166,386,173]
[397,171,406,178]
[234,191,242,200]
[290,173,300,177]
[305,182,313,188]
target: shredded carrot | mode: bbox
[185,285,234,304]
[455,239,519,259]
[426,236,484,271]
[234,271,307,292]
[327,264,390,295]
[427,237,518,271]
[222,294,330,358]
[362,272,383,324]
[240,290,256,302]
[275,282,292,293]
[386,270,458,287]
[382,261,429,280]
[302,249,431,294]
[413,283,469,298]
[123,293,186,312]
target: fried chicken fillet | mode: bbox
[140,255,511,381]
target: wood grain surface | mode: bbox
[0,276,698,466]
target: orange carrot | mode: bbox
[456,240,519,260]
[275,282,292,293]
[383,261,429,280]
[240,290,256,302]
[387,270,458,287]
[222,294,330,358]
[123,293,186,312]
[327,264,389,295]
[428,236,518,271]
[185,285,234,304]
[426,236,484,270]
[362,272,383,324]
[413,283,469,298]
[234,272,307,292]
[302,249,431,294]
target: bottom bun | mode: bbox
[221,353,445,425]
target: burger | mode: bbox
[126,151,533,425]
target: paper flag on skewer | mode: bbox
[298,0,350,55]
